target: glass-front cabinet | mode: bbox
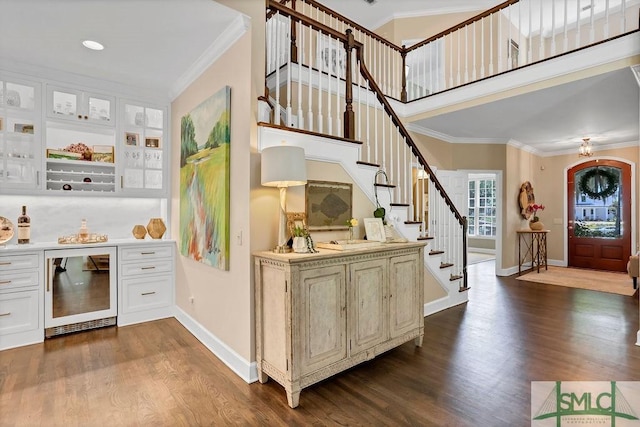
[46,85,115,126]
[0,77,41,190]
[120,101,166,194]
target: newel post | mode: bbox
[343,29,355,140]
[401,46,408,103]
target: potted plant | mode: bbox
[292,226,316,253]
[527,203,545,230]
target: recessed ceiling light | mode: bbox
[82,40,104,51]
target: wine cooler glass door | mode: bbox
[44,246,117,331]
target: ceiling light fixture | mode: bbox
[82,40,104,51]
[579,137,593,157]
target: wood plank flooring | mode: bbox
[1,261,639,426]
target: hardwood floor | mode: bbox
[1,261,639,426]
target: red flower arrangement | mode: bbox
[527,203,545,222]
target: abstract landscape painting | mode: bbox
[179,86,231,270]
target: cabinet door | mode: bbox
[349,258,387,355]
[298,265,347,375]
[389,253,421,339]
[47,86,114,126]
[0,77,42,190]
[119,101,166,195]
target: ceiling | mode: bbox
[0,0,242,99]
[2,0,636,155]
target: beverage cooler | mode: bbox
[44,246,117,337]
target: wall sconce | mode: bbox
[579,137,593,157]
[261,145,307,253]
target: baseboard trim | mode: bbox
[174,307,258,384]
[424,295,468,316]
[497,259,565,276]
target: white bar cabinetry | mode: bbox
[118,243,174,326]
[0,251,44,350]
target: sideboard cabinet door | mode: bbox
[298,265,347,376]
[348,258,387,356]
[389,253,422,339]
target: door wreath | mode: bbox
[578,167,619,201]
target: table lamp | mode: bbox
[261,145,307,252]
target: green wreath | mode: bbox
[578,168,619,200]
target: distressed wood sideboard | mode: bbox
[254,242,426,408]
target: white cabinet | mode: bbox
[119,101,167,194]
[118,243,174,325]
[46,85,115,126]
[254,242,425,408]
[0,76,42,190]
[0,251,44,350]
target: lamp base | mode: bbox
[272,245,292,254]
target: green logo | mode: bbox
[533,381,639,426]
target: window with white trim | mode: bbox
[468,176,496,237]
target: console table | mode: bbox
[254,242,426,408]
[517,230,549,275]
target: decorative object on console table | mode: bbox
[527,203,545,231]
[78,219,89,243]
[261,145,307,253]
[363,217,386,242]
[179,86,231,270]
[132,225,147,239]
[346,218,358,242]
[17,206,30,244]
[147,218,166,239]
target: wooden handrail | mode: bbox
[405,0,519,52]
[290,0,403,51]
[268,0,363,47]
[355,46,466,226]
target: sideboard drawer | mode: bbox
[120,260,173,277]
[120,245,172,261]
[0,290,39,336]
[0,270,39,292]
[121,276,172,313]
[0,253,39,272]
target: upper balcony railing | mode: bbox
[274,0,639,102]
[404,0,639,101]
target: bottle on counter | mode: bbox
[78,219,89,243]
[17,205,30,244]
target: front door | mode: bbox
[567,159,631,272]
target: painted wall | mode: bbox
[170,30,253,362]
[469,237,495,250]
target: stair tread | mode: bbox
[390,203,410,207]
[440,263,454,269]
[417,236,434,240]
[374,183,396,188]
[404,221,421,225]
[429,250,445,255]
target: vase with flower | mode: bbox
[346,218,358,242]
[527,203,545,230]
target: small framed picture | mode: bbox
[145,137,160,148]
[286,212,307,239]
[14,123,34,134]
[364,217,386,242]
[92,145,114,163]
[125,132,139,146]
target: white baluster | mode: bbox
[498,9,503,72]
[480,18,485,78]
[563,0,569,52]
[457,30,461,85]
[589,0,595,44]
[381,101,386,170]
[449,34,454,88]
[528,0,533,63]
[464,25,469,82]
[539,0,545,61]
[489,14,494,75]
[317,27,323,133]
[621,0,627,34]
[286,16,293,127]
[307,21,313,132]
[507,5,512,70]
[550,0,556,56]
[275,12,281,125]
[576,0,581,49]
[604,0,610,39]
[335,38,340,138]
[472,22,476,81]
[327,36,333,135]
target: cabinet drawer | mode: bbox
[0,290,39,336]
[0,254,39,271]
[120,260,172,277]
[0,270,39,292]
[122,276,172,313]
[120,245,172,261]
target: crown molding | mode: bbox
[405,122,506,145]
[169,13,250,101]
[538,139,640,158]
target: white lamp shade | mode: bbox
[261,145,307,187]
